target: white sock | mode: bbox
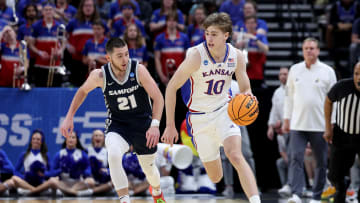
[119,195,131,203]
[249,195,261,203]
[77,188,93,196]
[152,187,162,196]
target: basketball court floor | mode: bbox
[0,194,315,203]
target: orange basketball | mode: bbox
[227,94,259,126]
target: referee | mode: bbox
[324,62,360,203]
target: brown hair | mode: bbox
[166,11,178,22]
[203,12,232,36]
[123,24,145,48]
[160,0,177,15]
[74,0,100,23]
[120,0,136,11]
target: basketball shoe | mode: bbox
[149,186,166,203]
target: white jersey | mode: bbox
[181,42,238,113]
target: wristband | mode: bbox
[150,119,160,127]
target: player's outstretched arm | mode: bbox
[162,48,201,146]
[60,69,104,138]
[137,64,164,148]
[234,49,252,95]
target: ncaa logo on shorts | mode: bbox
[203,60,208,66]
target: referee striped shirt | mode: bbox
[328,78,360,135]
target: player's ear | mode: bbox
[224,32,229,40]
[105,54,111,62]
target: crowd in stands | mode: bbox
[1,0,360,202]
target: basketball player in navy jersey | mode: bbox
[162,12,261,203]
[60,38,166,203]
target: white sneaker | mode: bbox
[77,188,93,196]
[279,184,292,197]
[287,194,302,203]
[56,189,63,196]
[302,189,313,198]
[309,199,321,203]
[17,188,30,196]
[178,173,198,192]
[40,188,52,196]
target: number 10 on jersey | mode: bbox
[205,79,225,95]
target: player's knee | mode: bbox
[85,177,96,188]
[208,173,223,183]
[107,143,127,162]
[226,150,244,166]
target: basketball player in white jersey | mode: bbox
[162,12,261,203]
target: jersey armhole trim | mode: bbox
[101,65,107,93]
[134,60,142,87]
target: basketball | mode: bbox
[227,94,259,126]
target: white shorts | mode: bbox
[187,103,241,162]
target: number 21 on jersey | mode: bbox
[117,94,137,110]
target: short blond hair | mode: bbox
[203,12,232,36]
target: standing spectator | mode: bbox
[0,0,15,23]
[0,18,7,31]
[123,23,148,67]
[154,11,189,89]
[187,5,206,46]
[0,149,14,196]
[65,0,100,86]
[326,0,360,78]
[28,1,65,87]
[135,0,152,27]
[219,0,245,25]
[0,26,23,87]
[235,15,269,89]
[282,38,337,203]
[110,0,146,38]
[77,129,113,196]
[54,0,77,24]
[324,62,360,203]
[82,20,108,72]
[350,18,360,72]
[16,0,44,20]
[96,0,111,20]
[267,67,288,141]
[234,0,268,36]
[108,0,140,26]
[149,0,185,36]
[266,67,292,196]
[17,4,38,42]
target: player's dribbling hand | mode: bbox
[243,92,258,102]
[60,117,74,138]
[146,127,160,149]
[161,125,178,147]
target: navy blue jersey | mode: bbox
[102,60,152,125]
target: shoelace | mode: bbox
[156,198,165,203]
